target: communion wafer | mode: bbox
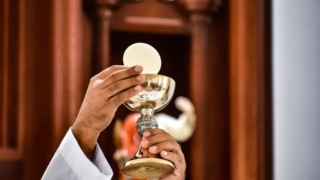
[123,43,161,74]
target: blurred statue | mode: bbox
[113,96,196,180]
[156,96,196,142]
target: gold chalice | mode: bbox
[121,74,176,178]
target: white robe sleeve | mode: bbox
[42,128,113,180]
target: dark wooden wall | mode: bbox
[0,0,272,180]
[229,0,272,179]
[1,0,25,179]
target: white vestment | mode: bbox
[42,128,113,180]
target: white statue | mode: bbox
[156,96,196,142]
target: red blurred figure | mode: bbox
[113,113,143,180]
[122,113,140,158]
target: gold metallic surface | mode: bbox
[122,158,174,178]
[122,74,176,178]
[123,74,176,112]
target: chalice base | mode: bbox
[122,158,174,178]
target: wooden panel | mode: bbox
[189,13,211,180]
[202,3,231,179]
[0,0,96,179]
[17,0,26,161]
[0,0,24,161]
[0,2,25,180]
[6,0,19,148]
[264,1,273,179]
[0,0,8,148]
[111,0,189,34]
[93,7,112,72]
[51,0,85,148]
[113,0,187,19]
[22,0,55,178]
[180,0,232,179]
[22,0,90,179]
[229,0,272,179]
[0,161,23,180]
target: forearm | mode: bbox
[72,121,100,161]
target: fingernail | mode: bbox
[141,140,149,147]
[143,131,151,137]
[134,85,141,91]
[134,65,143,72]
[150,146,157,152]
[162,151,168,156]
[136,75,144,81]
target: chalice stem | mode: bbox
[136,108,158,136]
[134,144,144,159]
[131,108,158,159]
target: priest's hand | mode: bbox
[72,65,144,160]
[134,129,186,180]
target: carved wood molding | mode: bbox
[108,0,189,34]
[86,0,122,72]
[179,0,221,13]
[180,0,212,12]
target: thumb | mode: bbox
[133,133,141,148]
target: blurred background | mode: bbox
[0,0,319,180]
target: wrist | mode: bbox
[72,120,100,160]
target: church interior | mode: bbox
[1,0,319,180]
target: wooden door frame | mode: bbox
[229,0,272,180]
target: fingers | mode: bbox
[108,85,141,106]
[141,133,172,148]
[142,148,158,158]
[133,134,158,158]
[160,151,186,178]
[143,148,149,158]
[104,74,145,99]
[143,129,167,137]
[133,133,141,148]
[147,140,183,157]
[101,65,143,88]
[94,65,129,79]
[141,129,184,157]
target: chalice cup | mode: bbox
[121,74,176,178]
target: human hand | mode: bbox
[72,65,144,159]
[133,129,186,180]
